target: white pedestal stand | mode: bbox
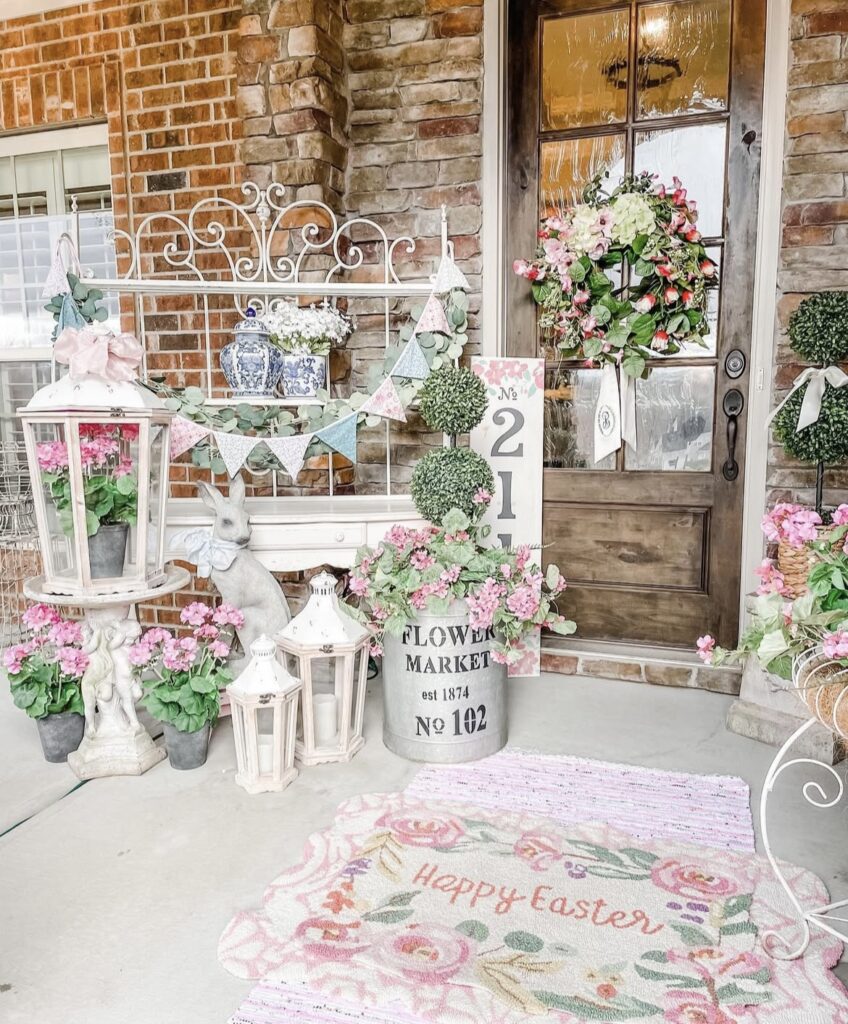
[24,565,190,781]
[760,716,848,959]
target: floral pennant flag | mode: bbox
[432,252,470,293]
[411,293,451,337]
[315,413,357,464]
[265,433,313,480]
[57,292,86,334]
[360,376,407,422]
[170,416,211,459]
[390,336,430,381]
[214,431,261,477]
[42,235,81,298]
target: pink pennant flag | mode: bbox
[411,293,451,337]
[361,376,407,422]
[170,416,211,458]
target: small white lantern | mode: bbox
[19,368,172,597]
[227,634,302,793]
[277,571,370,766]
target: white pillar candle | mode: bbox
[313,693,338,746]
[257,734,274,775]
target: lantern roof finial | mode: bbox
[227,634,300,698]
[278,571,369,648]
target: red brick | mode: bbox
[782,223,835,246]
[417,115,479,139]
[806,12,848,35]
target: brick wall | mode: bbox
[768,1,848,508]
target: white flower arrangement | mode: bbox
[264,301,352,356]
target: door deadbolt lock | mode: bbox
[725,349,746,379]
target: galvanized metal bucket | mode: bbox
[381,601,508,763]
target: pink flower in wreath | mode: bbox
[377,813,465,848]
[651,859,738,900]
[374,924,472,984]
[293,917,369,961]
[514,830,563,871]
[662,991,734,1024]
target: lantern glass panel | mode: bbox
[256,705,275,775]
[32,420,78,582]
[145,423,168,574]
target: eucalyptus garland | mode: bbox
[147,288,471,476]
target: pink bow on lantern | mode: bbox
[54,327,144,383]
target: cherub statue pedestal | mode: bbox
[24,565,190,780]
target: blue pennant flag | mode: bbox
[390,336,431,381]
[55,292,85,338]
[316,413,358,464]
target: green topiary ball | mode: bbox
[417,366,488,435]
[411,447,494,525]
[772,381,848,464]
[788,291,848,365]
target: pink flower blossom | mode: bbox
[515,545,531,571]
[193,623,220,641]
[114,458,134,479]
[410,549,435,571]
[212,603,244,628]
[761,503,821,548]
[832,504,848,526]
[36,441,69,473]
[500,563,512,579]
[128,642,154,667]
[634,294,657,313]
[466,577,506,630]
[3,642,33,674]
[696,635,715,665]
[22,603,62,630]
[823,629,848,661]
[349,574,369,597]
[162,637,197,672]
[662,991,733,1024]
[369,641,383,658]
[652,330,670,352]
[506,584,541,622]
[180,601,213,627]
[472,487,492,506]
[56,646,89,677]
[208,640,231,660]
[439,564,461,584]
[47,619,84,647]
[753,559,789,597]
[142,627,172,648]
[491,649,509,665]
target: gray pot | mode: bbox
[88,522,129,579]
[161,721,211,770]
[381,600,508,763]
[36,711,85,763]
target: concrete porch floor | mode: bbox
[1,671,846,1024]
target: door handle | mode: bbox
[722,389,744,481]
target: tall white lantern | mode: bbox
[277,571,370,766]
[19,370,172,596]
[227,634,302,794]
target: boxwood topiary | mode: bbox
[417,366,488,435]
[788,291,848,365]
[772,382,848,464]
[411,447,494,526]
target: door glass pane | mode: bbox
[544,366,615,470]
[541,134,627,219]
[626,366,715,471]
[637,0,731,120]
[541,10,630,131]
[634,122,727,237]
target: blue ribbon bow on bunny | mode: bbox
[170,529,244,578]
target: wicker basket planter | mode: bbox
[793,647,848,739]
[777,526,840,598]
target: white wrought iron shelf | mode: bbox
[80,277,437,298]
[204,396,324,408]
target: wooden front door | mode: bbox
[506,0,765,648]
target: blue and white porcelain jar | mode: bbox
[220,310,283,398]
[280,351,327,399]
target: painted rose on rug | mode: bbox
[220,793,774,1023]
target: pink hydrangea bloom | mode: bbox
[466,577,507,630]
[696,635,716,665]
[823,629,848,661]
[56,646,89,677]
[506,584,541,621]
[180,601,213,627]
[22,603,62,630]
[783,508,822,548]
[212,603,244,628]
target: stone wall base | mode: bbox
[726,699,845,764]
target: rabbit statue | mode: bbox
[187,474,292,670]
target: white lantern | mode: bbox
[19,371,172,596]
[277,571,370,766]
[227,634,302,793]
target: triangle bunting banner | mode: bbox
[411,293,451,337]
[361,376,407,422]
[432,253,470,294]
[214,431,261,478]
[170,416,211,459]
[315,413,358,464]
[390,336,431,381]
[265,433,313,481]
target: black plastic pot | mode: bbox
[36,711,85,763]
[161,722,211,770]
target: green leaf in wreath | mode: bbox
[504,930,545,953]
[455,919,489,942]
[622,351,647,379]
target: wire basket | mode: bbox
[792,646,848,740]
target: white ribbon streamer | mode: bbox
[593,365,638,463]
[766,365,848,433]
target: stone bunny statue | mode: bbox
[193,474,292,670]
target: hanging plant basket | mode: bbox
[793,646,848,739]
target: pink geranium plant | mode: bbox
[4,603,88,719]
[346,506,576,665]
[36,422,139,537]
[129,601,244,733]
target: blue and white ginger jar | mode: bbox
[220,310,283,398]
